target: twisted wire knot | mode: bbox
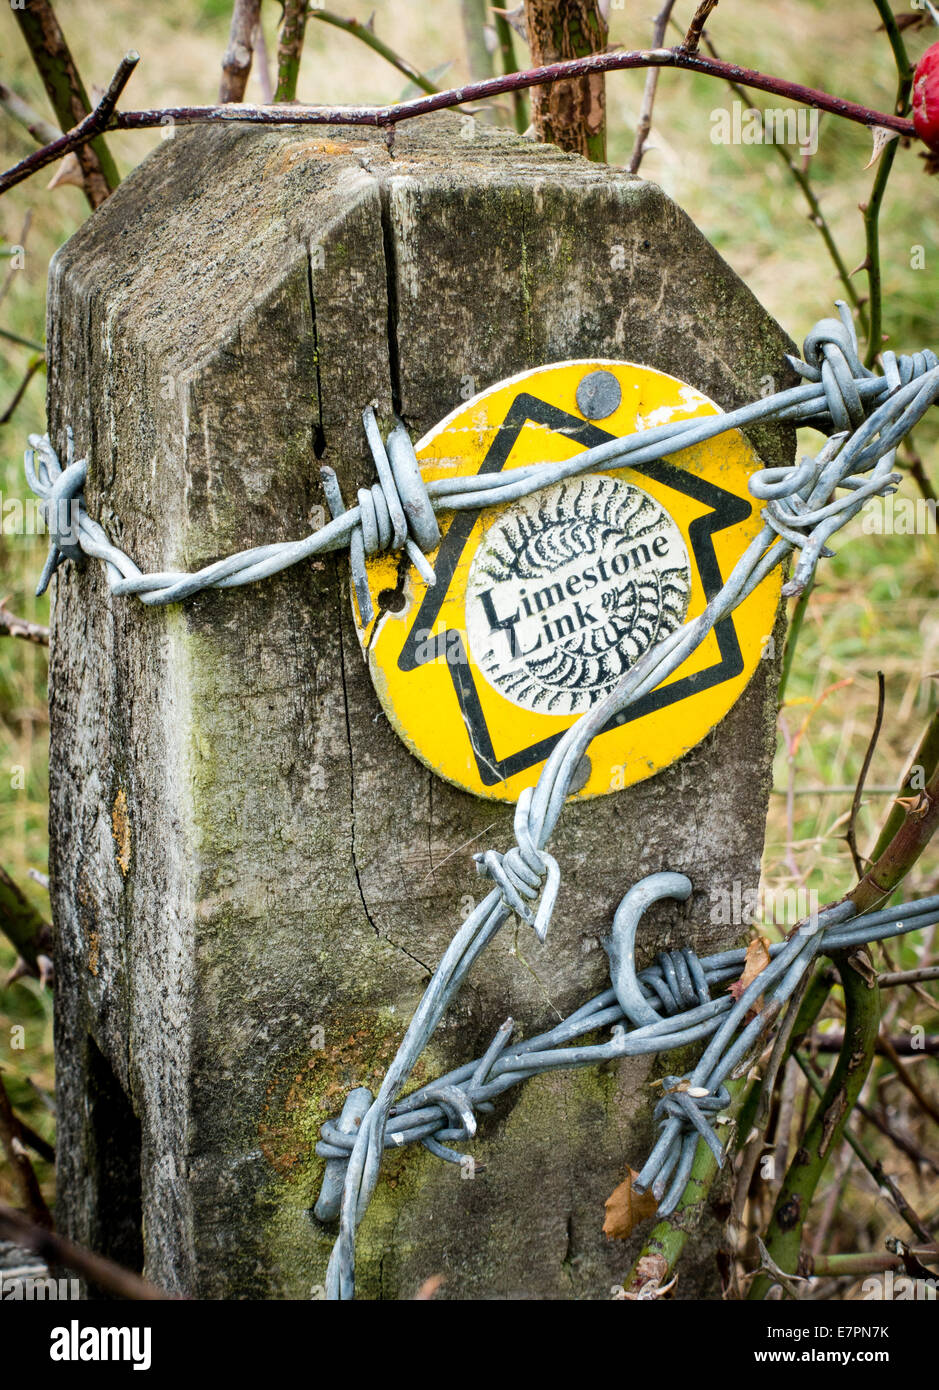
[748,299,939,597]
[24,428,88,596]
[652,1076,731,1166]
[321,406,440,625]
[313,1015,517,1222]
[474,787,560,941]
[792,308,872,432]
[787,300,938,436]
[751,432,874,586]
[638,947,710,1017]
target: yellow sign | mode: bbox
[353,361,781,804]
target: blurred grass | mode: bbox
[0,0,935,1257]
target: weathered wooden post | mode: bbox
[45,115,793,1299]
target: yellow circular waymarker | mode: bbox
[354,361,781,804]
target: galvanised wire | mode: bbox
[24,303,937,612]
[313,886,939,1191]
[317,887,937,1298]
[25,303,939,1299]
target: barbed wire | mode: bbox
[24,304,937,614]
[314,885,939,1203]
[26,302,939,1300]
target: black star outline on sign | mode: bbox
[396,392,751,788]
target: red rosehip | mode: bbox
[913,40,939,152]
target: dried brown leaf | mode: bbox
[728,934,772,1016]
[603,1167,658,1240]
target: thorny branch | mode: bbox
[751,953,881,1297]
[865,0,915,367]
[794,1052,933,1245]
[493,10,528,134]
[868,708,939,868]
[0,46,918,200]
[851,759,939,912]
[274,0,309,103]
[680,0,720,55]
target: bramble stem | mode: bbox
[866,709,939,872]
[851,760,939,912]
[12,0,121,208]
[777,581,813,707]
[494,14,529,134]
[751,954,880,1298]
[274,0,308,102]
[626,1079,747,1292]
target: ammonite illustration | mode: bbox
[465,474,692,717]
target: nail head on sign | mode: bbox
[576,369,622,421]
